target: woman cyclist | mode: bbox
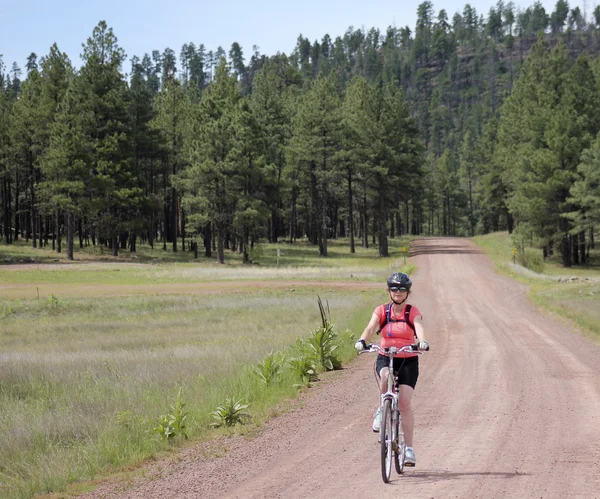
[354,272,428,467]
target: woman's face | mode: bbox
[389,287,408,301]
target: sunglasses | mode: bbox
[389,287,408,293]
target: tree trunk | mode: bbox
[319,193,328,257]
[74,218,81,248]
[204,223,212,257]
[310,161,319,246]
[14,176,19,242]
[172,187,178,252]
[39,215,44,248]
[507,212,514,234]
[56,209,62,253]
[348,169,355,254]
[67,212,74,261]
[468,178,474,237]
[561,234,572,267]
[30,182,37,248]
[180,202,185,251]
[572,234,579,265]
[289,188,298,244]
[112,234,119,257]
[377,184,389,257]
[216,222,225,264]
[362,190,368,249]
[243,225,250,263]
[7,179,13,243]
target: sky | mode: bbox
[0,0,586,74]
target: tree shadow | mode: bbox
[388,469,530,485]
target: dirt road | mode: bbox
[83,238,600,499]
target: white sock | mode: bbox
[406,446,414,451]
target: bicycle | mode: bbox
[360,343,428,483]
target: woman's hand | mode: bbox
[416,340,429,351]
[355,339,367,351]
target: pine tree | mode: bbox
[181,59,239,263]
[152,78,187,252]
[288,72,343,256]
[250,56,301,243]
[79,21,138,256]
[39,79,93,260]
[9,67,43,247]
[567,136,600,234]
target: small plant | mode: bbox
[210,398,250,428]
[305,323,342,371]
[254,351,282,386]
[511,223,545,272]
[248,245,263,264]
[297,296,343,372]
[47,294,59,310]
[154,387,189,440]
[1,304,15,318]
[287,355,318,387]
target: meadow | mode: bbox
[472,232,600,342]
[0,237,412,498]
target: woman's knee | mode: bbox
[399,399,412,413]
[379,368,389,390]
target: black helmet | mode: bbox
[387,272,412,291]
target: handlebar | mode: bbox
[359,344,428,355]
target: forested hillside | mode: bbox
[1,0,599,265]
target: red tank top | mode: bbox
[375,303,422,358]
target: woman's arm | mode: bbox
[414,316,428,349]
[359,312,381,343]
[355,312,381,350]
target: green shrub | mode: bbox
[210,398,251,428]
[47,294,59,310]
[304,323,342,371]
[1,304,15,317]
[287,355,318,387]
[254,351,283,385]
[154,387,189,440]
[521,248,545,273]
[248,245,263,264]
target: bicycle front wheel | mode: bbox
[394,412,405,474]
[380,399,393,483]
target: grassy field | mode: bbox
[472,232,600,342]
[0,237,412,498]
[0,238,412,286]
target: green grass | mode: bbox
[472,232,600,341]
[0,237,413,286]
[0,290,380,498]
[0,236,413,498]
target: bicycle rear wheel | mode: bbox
[380,399,393,483]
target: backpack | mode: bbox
[377,303,416,339]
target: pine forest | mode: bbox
[1,0,599,266]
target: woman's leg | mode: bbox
[398,384,415,446]
[378,367,390,400]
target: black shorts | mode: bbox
[376,354,419,389]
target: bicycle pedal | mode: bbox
[404,462,415,467]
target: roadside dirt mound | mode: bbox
[82,238,600,499]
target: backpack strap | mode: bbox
[404,304,416,338]
[376,303,416,338]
